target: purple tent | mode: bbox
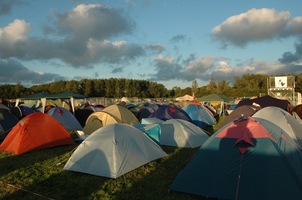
[149,104,192,122]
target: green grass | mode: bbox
[0,118,225,200]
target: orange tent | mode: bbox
[0,112,75,154]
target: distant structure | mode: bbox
[267,75,300,106]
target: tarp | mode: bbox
[170,117,302,200]
[64,123,167,178]
[0,112,75,154]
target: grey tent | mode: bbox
[64,123,167,178]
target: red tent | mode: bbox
[0,112,75,154]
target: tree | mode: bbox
[206,76,217,94]
[191,80,198,96]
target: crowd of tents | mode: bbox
[1,94,302,199]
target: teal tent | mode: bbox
[170,117,302,200]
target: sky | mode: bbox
[0,0,302,89]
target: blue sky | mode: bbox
[0,0,302,89]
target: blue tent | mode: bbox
[182,103,216,128]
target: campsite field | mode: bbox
[0,118,224,200]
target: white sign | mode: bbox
[275,76,287,88]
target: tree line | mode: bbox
[1,74,302,100]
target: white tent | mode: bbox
[141,117,164,124]
[252,106,302,150]
[47,107,82,131]
[159,119,209,148]
[136,119,209,148]
[63,123,167,178]
[175,94,194,102]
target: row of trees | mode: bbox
[1,74,302,100]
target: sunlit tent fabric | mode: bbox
[252,106,302,150]
[170,117,302,200]
[47,106,82,131]
[175,94,195,101]
[149,104,192,122]
[0,112,75,154]
[237,95,291,112]
[182,103,216,128]
[220,105,261,128]
[64,123,167,178]
[0,104,19,141]
[141,117,164,124]
[82,104,139,135]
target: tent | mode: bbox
[136,104,159,121]
[196,93,233,116]
[0,104,19,140]
[182,103,217,128]
[175,94,195,101]
[141,117,164,124]
[64,123,167,178]
[159,119,209,148]
[252,106,302,150]
[83,104,139,135]
[16,92,88,114]
[237,95,291,112]
[10,105,36,119]
[170,117,302,200]
[220,105,261,128]
[148,104,192,122]
[293,104,302,119]
[0,112,75,154]
[135,119,209,148]
[47,106,82,131]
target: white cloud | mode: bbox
[0,4,144,68]
[212,8,302,47]
[0,19,30,46]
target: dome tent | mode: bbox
[0,112,75,154]
[64,123,167,178]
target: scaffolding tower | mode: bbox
[267,75,297,105]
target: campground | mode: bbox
[0,118,223,200]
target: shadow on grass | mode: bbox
[0,144,78,177]
[0,145,215,200]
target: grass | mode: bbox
[0,117,225,200]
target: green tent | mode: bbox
[16,92,88,113]
[196,94,233,116]
[170,117,302,200]
[197,93,233,102]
